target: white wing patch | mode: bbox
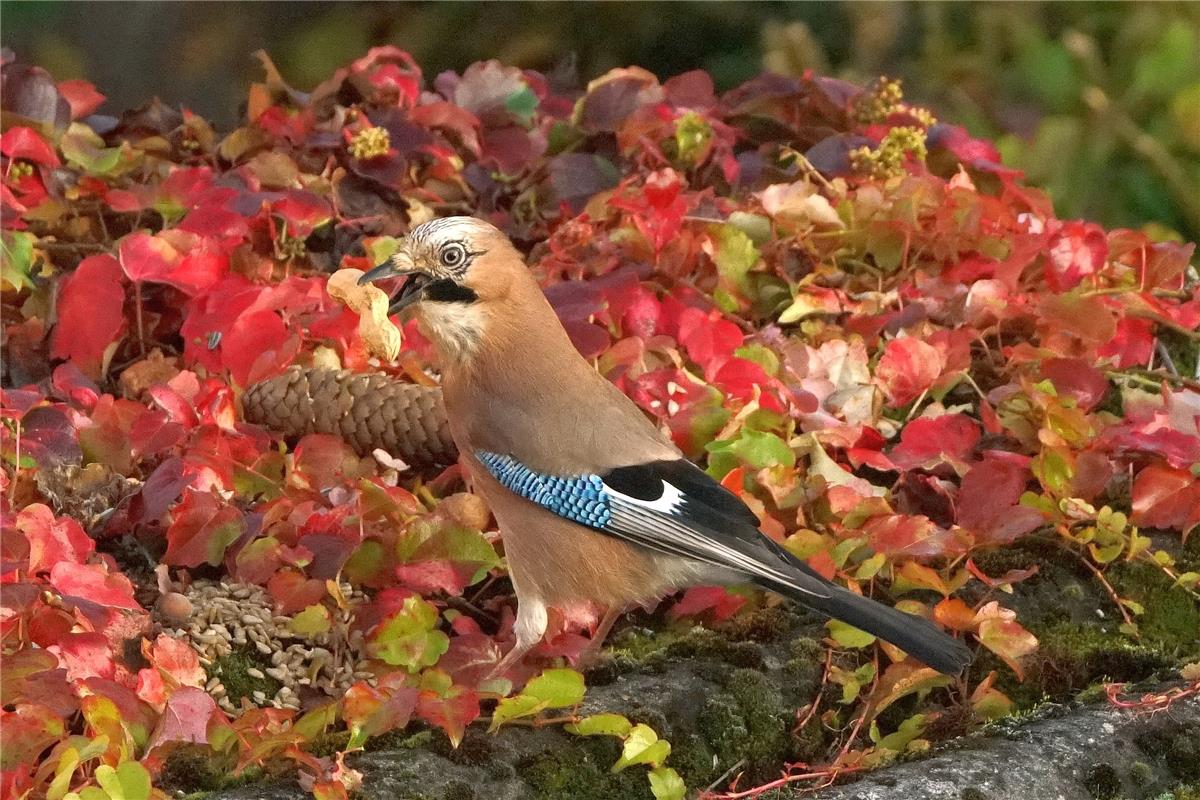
[604,479,685,514]
[602,478,827,598]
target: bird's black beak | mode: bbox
[358,253,428,314]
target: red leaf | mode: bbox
[394,561,475,596]
[17,503,94,575]
[1131,464,1200,537]
[669,585,746,621]
[57,79,106,119]
[53,631,116,682]
[222,309,295,388]
[957,456,1043,544]
[1097,317,1154,369]
[876,338,943,407]
[49,562,141,609]
[268,570,328,614]
[1045,221,1107,292]
[163,489,247,568]
[146,634,206,688]
[889,414,980,471]
[145,686,217,753]
[0,126,61,166]
[864,514,956,558]
[1040,358,1109,411]
[49,254,126,378]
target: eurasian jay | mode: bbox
[359,217,973,676]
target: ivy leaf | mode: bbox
[612,723,671,771]
[369,596,450,672]
[565,712,633,738]
[648,766,686,800]
[48,254,127,379]
[827,619,877,649]
[974,601,1038,679]
[92,761,151,800]
[522,668,585,708]
[163,490,246,568]
[876,337,944,408]
[342,680,418,750]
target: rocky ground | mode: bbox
[173,535,1199,800]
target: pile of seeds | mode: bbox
[158,579,374,714]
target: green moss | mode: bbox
[1006,620,1173,707]
[716,606,799,642]
[209,648,281,704]
[668,731,719,787]
[697,669,790,776]
[364,727,434,752]
[1167,781,1200,800]
[1110,562,1200,657]
[782,637,824,705]
[791,719,828,764]
[441,780,476,800]
[306,729,351,757]
[1085,763,1123,800]
[517,739,651,800]
[1165,726,1200,782]
[960,789,991,800]
[159,743,263,794]
[1130,761,1155,788]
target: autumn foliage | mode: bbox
[2,46,1199,800]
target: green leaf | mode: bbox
[727,211,771,245]
[1,230,37,291]
[505,86,539,127]
[366,236,402,265]
[612,724,671,771]
[60,122,129,176]
[488,693,544,731]
[648,766,686,800]
[674,111,712,165]
[827,619,877,649]
[565,712,633,738]
[523,668,585,708]
[711,223,759,296]
[706,428,794,477]
[290,604,332,636]
[93,762,151,800]
[369,595,450,672]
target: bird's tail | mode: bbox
[761,567,973,676]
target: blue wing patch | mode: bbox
[476,451,612,528]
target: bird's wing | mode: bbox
[475,449,974,675]
[475,450,832,599]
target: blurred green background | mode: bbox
[3,1,1199,241]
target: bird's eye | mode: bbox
[439,242,467,269]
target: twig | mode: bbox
[1155,340,1179,377]
[705,759,747,794]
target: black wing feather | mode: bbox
[598,459,972,675]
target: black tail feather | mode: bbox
[767,578,973,676]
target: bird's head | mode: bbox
[357,216,528,360]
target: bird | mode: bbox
[358,216,973,676]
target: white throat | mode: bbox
[417,302,486,362]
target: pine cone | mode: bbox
[242,366,457,468]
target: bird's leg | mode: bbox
[488,596,548,678]
[576,605,623,668]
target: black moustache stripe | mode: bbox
[424,279,478,304]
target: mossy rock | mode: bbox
[1110,561,1200,657]
[159,743,262,795]
[697,668,791,777]
[516,737,651,800]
